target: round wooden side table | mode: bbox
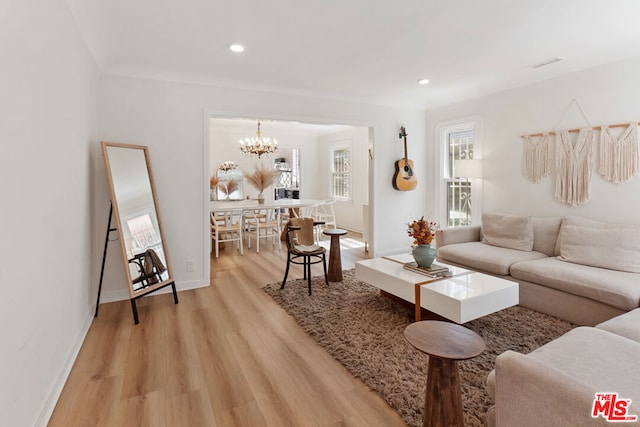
[322,228,348,282]
[404,320,485,427]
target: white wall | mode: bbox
[426,55,640,226]
[319,127,369,232]
[97,75,428,297]
[0,0,99,425]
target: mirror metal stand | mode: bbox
[94,202,117,318]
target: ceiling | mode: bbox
[67,0,640,109]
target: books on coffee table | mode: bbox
[403,262,452,278]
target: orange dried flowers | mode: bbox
[406,216,439,245]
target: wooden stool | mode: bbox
[404,321,485,427]
[322,228,348,281]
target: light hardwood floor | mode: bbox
[49,234,407,426]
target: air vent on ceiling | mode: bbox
[530,57,564,69]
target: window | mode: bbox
[331,146,351,200]
[126,213,160,250]
[438,120,480,227]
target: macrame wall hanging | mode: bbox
[521,98,640,207]
[548,99,595,206]
[522,133,550,183]
[598,123,639,184]
[555,128,594,207]
[553,99,594,206]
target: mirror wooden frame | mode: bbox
[98,141,178,324]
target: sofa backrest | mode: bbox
[531,217,563,256]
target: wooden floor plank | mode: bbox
[164,390,218,427]
[50,234,407,426]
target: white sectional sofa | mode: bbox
[486,308,640,426]
[435,213,640,326]
[437,213,640,426]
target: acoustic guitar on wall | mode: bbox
[393,126,417,191]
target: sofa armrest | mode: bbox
[435,225,481,247]
[494,351,617,427]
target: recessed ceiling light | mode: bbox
[417,78,430,85]
[229,44,245,53]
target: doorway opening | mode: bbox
[205,116,373,270]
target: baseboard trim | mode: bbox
[36,309,94,427]
[98,279,209,304]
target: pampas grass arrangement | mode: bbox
[223,179,239,196]
[244,164,276,193]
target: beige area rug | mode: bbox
[263,269,575,427]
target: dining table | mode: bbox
[210,198,323,215]
[210,198,325,252]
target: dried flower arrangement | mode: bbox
[244,164,276,193]
[406,216,440,245]
[210,175,220,189]
[221,179,239,196]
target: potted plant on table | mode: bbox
[244,164,276,204]
[407,216,439,268]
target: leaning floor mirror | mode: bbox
[97,141,178,324]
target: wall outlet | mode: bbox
[186,260,194,272]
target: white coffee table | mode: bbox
[355,253,519,323]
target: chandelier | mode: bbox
[239,121,278,158]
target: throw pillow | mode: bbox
[558,225,640,273]
[554,216,607,255]
[481,213,534,252]
[555,216,640,255]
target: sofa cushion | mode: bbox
[481,213,534,251]
[596,308,640,342]
[511,257,640,311]
[531,217,562,257]
[554,216,640,255]
[527,327,640,399]
[554,216,604,255]
[437,241,547,276]
[558,225,640,273]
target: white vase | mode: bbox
[257,191,265,204]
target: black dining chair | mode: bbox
[281,217,328,295]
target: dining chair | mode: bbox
[129,248,166,290]
[281,217,328,295]
[314,199,337,242]
[211,210,244,258]
[244,209,281,253]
